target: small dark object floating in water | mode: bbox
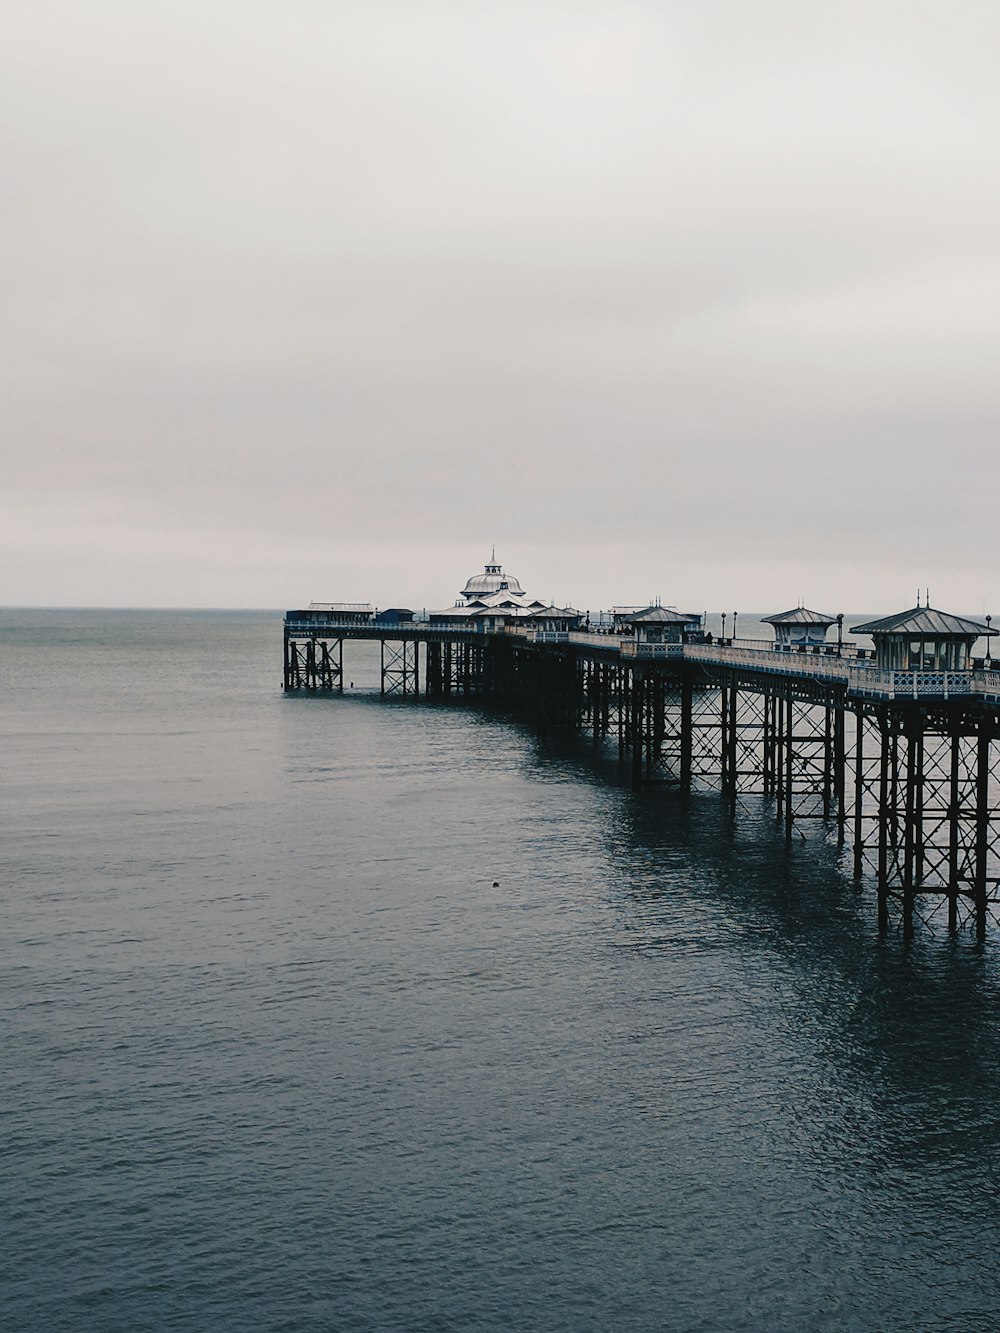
[493,881,500,887]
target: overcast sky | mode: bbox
[4,0,999,613]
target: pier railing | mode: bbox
[619,641,685,659]
[284,619,469,635]
[286,618,998,701]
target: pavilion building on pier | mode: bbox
[428,554,582,632]
[615,604,705,643]
[763,606,839,650]
[851,606,995,672]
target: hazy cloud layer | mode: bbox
[4,1,999,611]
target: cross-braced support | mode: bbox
[847,704,1000,937]
[284,636,343,692]
[381,639,419,697]
[285,626,1000,941]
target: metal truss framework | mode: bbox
[572,658,1000,939]
[380,640,419,697]
[427,639,489,699]
[284,636,343,692]
[848,706,1000,939]
[283,630,1000,938]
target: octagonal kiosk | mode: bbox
[619,605,691,659]
[850,605,995,699]
[763,607,839,653]
[625,605,690,644]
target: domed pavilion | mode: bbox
[459,553,526,601]
[428,552,540,626]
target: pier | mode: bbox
[284,564,1000,941]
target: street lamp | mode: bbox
[732,611,738,642]
[837,613,844,658]
[987,615,992,669]
[721,612,727,642]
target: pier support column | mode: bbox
[877,713,891,933]
[316,639,342,692]
[619,668,630,760]
[381,639,418,697]
[768,693,784,794]
[772,692,783,803]
[975,718,993,942]
[720,686,734,804]
[630,670,645,792]
[784,693,794,845]
[902,720,923,941]
[834,707,846,845]
[650,673,665,776]
[948,727,961,933]
[853,711,865,879]
[680,672,693,793]
[427,641,442,697]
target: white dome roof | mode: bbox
[460,558,525,600]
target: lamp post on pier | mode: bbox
[837,613,844,657]
[732,611,738,643]
[721,612,727,643]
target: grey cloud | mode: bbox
[3,1,999,611]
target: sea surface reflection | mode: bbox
[3,610,1000,1331]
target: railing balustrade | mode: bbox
[285,620,470,635]
[286,620,992,700]
[620,641,685,658]
[848,669,972,700]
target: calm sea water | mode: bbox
[4,609,1000,1332]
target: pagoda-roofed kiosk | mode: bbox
[763,607,839,651]
[624,606,690,644]
[530,605,585,634]
[851,606,994,673]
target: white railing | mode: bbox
[685,642,856,682]
[567,630,629,649]
[511,628,619,645]
[974,671,1000,701]
[285,620,471,635]
[285,621,990,700]
[620,641,686,659]
[848,669,972,700]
